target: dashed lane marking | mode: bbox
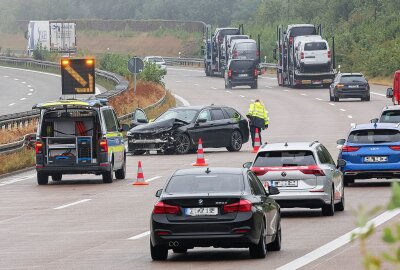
[340,109,346,112]
[175,80,182,83]
[20,98,26,101]
[128,231,150,240]
[29,89,34,91]
[21,81,26,84]
[276,209,400,270]
[27,85,32,87]
[54,199,91,210]
[211,87,217,90]
[371,91,386,97]
[301,93,307,96]
[8,103,15,106]
[0,174,35,187]
[329,103,335,106]
[348,115,353,119]
[239,95,246,98]
[145,176,162,183]
[27,93,32,96]
[14,78,19,81]
[225,90,232,94]
[3,75,9,78]
[315,98,323,101]
[283,90,289,92]
[194,83,199,86]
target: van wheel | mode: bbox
[51,174,62,181]
[37,172,48,185]
[115,156,126,180]
[102,163,114,183]
[150,240,168,261]
[251,81,258,89]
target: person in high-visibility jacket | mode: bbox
[246,99,269,146]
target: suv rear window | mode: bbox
[254,151,317,167]
[290,27,317,37]
[348,129,400,144]
[340,75,367,83]
[304,42,327,51]
[380,111,400,123]
[165,174,244,194]
[230,60,256,70]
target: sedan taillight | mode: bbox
[153,202,180,214]
[224,199,252,213]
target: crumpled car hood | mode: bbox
[129,118,176,133]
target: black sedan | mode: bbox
[150,167,281,260]
[329,73,370,102]
[127,106,250,154]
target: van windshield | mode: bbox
[254,151,317,167]
[304,42,327,51]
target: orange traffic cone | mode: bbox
[252,128,261,153]
[192,138,208,166]
[133,161,149,186]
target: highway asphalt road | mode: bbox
[0,67,398,269]
[0,66,106,115]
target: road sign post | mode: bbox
[128,57,144,95]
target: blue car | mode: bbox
[337,123,400,186]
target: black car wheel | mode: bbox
[365,95,370,101]
[51,174,62,181]
[267,221,281,251]
[226,130,243,152]
[175,133,191,154]
[150,240,168,261]
[37,172,48,185]
[102,162,114,184]
[322,188,335,216]
[335,187,345,211]
[251,80,258,89]
[334,96,339,102]
[249,226,267,259]
[132,150,146,155]
[115,155,126,180]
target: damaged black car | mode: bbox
[127,106,249,155]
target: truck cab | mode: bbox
[34,99,129,185]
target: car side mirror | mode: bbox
[121,124,130,132]
[336,139,346,145]
[196,118,207,124]
[268,186,280,195]
[243,162,252,169]
[337,159,346,168]
[370,118,379,123]
[155,189,163,197]
[387,88,394,98]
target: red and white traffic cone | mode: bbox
[133,161,149,186]
[192,138,208,166]
[252,128,261,153]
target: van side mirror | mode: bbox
[370,118,379,123]
[243,162,252,169]
[337,159,346,168]
[336,139,346,145]
[387,88,394,98]
[268,186,280,195]
[155,189,163,197]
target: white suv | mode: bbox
[294,35,331,72]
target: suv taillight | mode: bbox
[254,69,258,76]
[35,141,43,154]
[300,166,325,176]
[153,202,180,214]
[256,50,260,57]
[223,199,252,213]
[228,69,232,77]
[342,145,360,152]
[328,50,331,59]
[389,146,400,151]
[100,139,108,152]
[289,37,293,44]
[301,52,304,59]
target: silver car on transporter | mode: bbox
[244,141,345,216]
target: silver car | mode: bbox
[244,141,345,216]
[143,56,167,74]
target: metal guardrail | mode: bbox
[0,133,36,154]
[163,57,204,67]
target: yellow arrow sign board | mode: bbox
[61,59,95,95]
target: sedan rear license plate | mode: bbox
[364,156,387,163]
[185,207,218,216]
[238,74,248,77]
[271,180,298,187]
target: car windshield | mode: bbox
[155,109,198,123]
[147,57,164,63]
[254,150,317,167]
[304,42,327,51]
[230,60,256,70]
[290,26,317,37]
[380,111,400,123]
[165,174,244,194]
[340,75,367,83]
[348,129,400,144]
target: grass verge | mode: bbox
[0,148,35,175]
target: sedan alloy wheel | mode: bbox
[227,130,243,152]
[175,133,191,154]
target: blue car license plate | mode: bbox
[364,156,387,163]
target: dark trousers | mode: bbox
[250,125,262,147]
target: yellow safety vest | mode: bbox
[248,102,269,125]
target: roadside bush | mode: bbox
[138,62,165,86]
[99,53,130,76]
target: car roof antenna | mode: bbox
[205,168,211,174]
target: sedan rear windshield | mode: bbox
[380,111,400,123]
[155,109,198,123]
[254,151,317,167]
[165,174,244,194]
[340,75,367,83]
[348,129,400,144]
[230,60,256,70]
[304,42,327,51]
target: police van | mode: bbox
[33,99,129,185]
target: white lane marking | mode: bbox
[340,109,346,112]
[265,86,273,88]
[173,94,190,106]
[54,199,91,210]
[371,91,386,97]
[276,209,400,270]
[301,93,307,96]
[29,89,34,91]
[27,93,33,96]
[128,231,150,240]
[21,81,26,84]
[194,83,199,86]
[239,95,246,98]
[283,90,289,92]
[14,78,19,81]
[145,176,162,183]
[225,90,232,94]
[348,115,353,119]
[211,87,217,90]
[250,99,255,102]
[266,77,275,80]
[27,85,32,87]
[175,80,182,83]
[315,98,323,101]
[8,103,15,106]
[0,174,36,187]
[3,75,9,78]
[329,103,335,106]
[20,98,26,101]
